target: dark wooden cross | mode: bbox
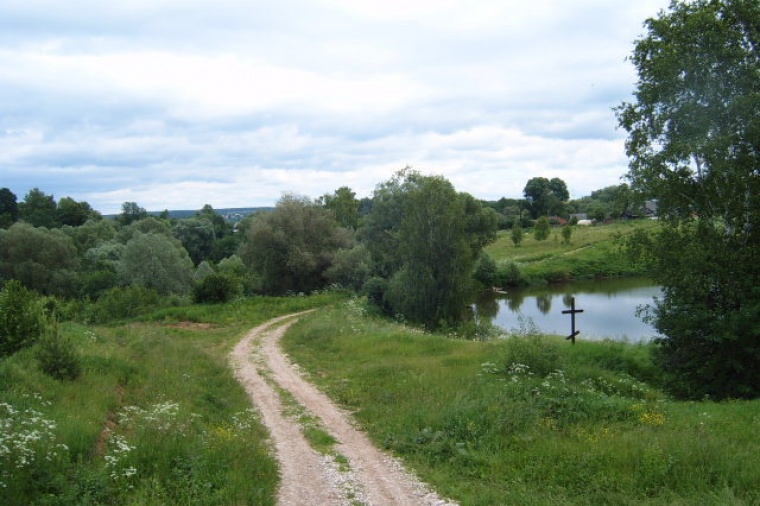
[562,296,584,344]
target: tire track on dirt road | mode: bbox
[230,312,458,506]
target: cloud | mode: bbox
[0,0,670,214]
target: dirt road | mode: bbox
[230,312,458,506]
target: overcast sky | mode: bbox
[1,0,670,214]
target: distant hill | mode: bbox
[150,207,273,222]
[105,207,273,222]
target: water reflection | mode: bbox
[476,278,661,342]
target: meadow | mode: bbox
[0,293,344,506]
[283,301,760,506]
[485,220,660,285]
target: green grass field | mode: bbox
[0,293,345,506]
[486,220,659,284]
[283,302,760,506]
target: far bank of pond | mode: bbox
[475,278,661,342]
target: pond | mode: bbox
[474,278,662,342]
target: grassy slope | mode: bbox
[0,294,344,506]
[486,220,659,284]
[283,303,760,506]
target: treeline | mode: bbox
[483,178,639,230]
[0,170,497,329]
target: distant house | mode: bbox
[569,213,588,221]
[643,200,659,217]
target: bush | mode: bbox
[89,285,163,323]
[502,331,562,377]
[495,261,524,288]
[36,319,82,381]
[193,273,242,304]
[0,280,43,357]
[362,277,391,314]
[472,253,497,288]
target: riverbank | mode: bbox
[485,219,659,286]
[283,303,760,506]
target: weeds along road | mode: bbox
[230,312,458,506]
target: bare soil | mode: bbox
[230,312,458,506]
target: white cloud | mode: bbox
[0,0,670,213]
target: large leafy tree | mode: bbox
[361,169,498,328]
[0,222,80,296]
[240,195,351,295]
[117,232,194,295]
[321,186,361,229]
[617,0,760,399]
[19,188,58,228]
[0,188,19,228]
[523,177,569,218]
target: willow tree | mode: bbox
[617,0,760,399]
[361,169,498,328]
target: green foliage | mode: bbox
[324,244,374,291]
[118,201,148,226]
[561,224,572,244]
[361,169,498,328]
[56,197,94,227]
[617,0,760,399]
[472,253,497,288]
[193,272,242,304]
[510,223,523,246]
[0,280,43,357]
[117,232,194,295]
[322,186,360,229]
[0,222,81,297]
[501,328,562,377]
[36,319,82,381]
[19,187,58,228]
[362,276,390,314]
[87,285,164,323]
[0,187,19,228]
[173,217,215,266]
[533,216,550,241]
[523,177,569,218]
[240,194,351,295]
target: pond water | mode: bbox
[474,278,662,342]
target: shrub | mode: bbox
[495,261,524,288]
[472,253,497,288]
[362,277,391,314]
[0,280,43,357]
[36,319,82,381]
[89,285,163,323]
[193,272,242,304]
[534,216,551,241]
[502,331,562,377]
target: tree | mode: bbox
[0,188,19,228]
[0,222,81,297]
[57,196,95,227]
[240,195,351,295]
[118,201,148,226]
[523,177,569,218]
[0,280,43,357]
[19,188,58,228]
[617,0,760,399]
[117,232,194,295]
[511,223,523,247]
[173,218,216,265]
[321,186,360,229]
[360,169,498,327]
[533,216,551,241]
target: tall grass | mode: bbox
[0,292,346,505]
[283,301,760,506]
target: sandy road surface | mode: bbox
[230,312,458,506]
